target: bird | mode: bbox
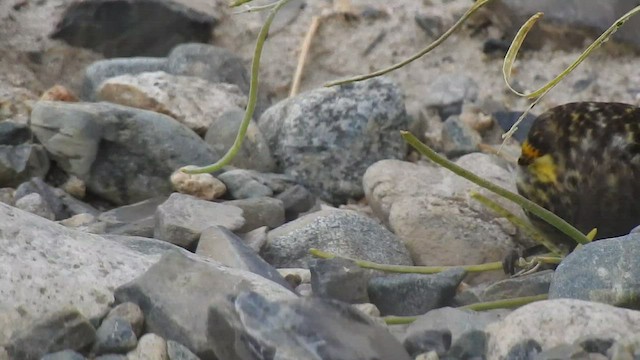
[508,101,640,273]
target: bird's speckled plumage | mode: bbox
[516,102,640,250]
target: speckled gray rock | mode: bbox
[224,197,285,232]
[423,74,479,120]
[51,0,218,57]
[167,340,200,360]
[549,234,640,308]
[261,209,412,268]
[107,302,144,337]
[93,316,137,355]
[258,77,409,204]
[15,177,67,220]
[447,330,487,359]
[41,350,87,360]
[0,144,49,187]
[98,197,167,238]
[208,291,412,360]
[5,307,96,360]
[154,193,244,248]
[482,270,553,302]
[204,110,275,172]
[367,268,466,316]
[15,193,55,220]
[403,329,451,358]
[114,251,296,359]
[195,226,293,291]
[441,115,481,157]
[217,169,273,199]
[310,258,371,304]
[30,101,219,205]
[275,184,317,221]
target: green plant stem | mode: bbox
[324,0,497,87]
[383,294,549,325]
[401,131,590,246]
[181,0,292,174]
[309,248,503,273]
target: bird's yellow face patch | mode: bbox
[529,154,558,184]
[519,140,542,166]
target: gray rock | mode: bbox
[0,121,31,145]
[93,316,137,355]
[114,250,296,359]
[258,77,409,204]
[208,291,412,360]
[441,115,481,157]
[310,258,371,304]
[98,72,247,135]
[224,197,285,232]
[275,184,317,221]
[154,193,244,248]
[447,330,487,359]
[403,329,451,358]
[549,234,640,308]
[126,333,167,360]
[0,203,166,333]
[166,43,250,94]
[0,188,14,205]
[217,169,273,199]
[82,58,168,100]
[238,226,268,253]
[15,193,55,220]
[30,101,218,205]
[367,268,466,316]
[195,226,293,291]
[98,197,167,238]
[204,110,276,172]
[41,350,86,360]
[261,209,413,268]
[51,0,218,57]
[0,144,49,187]
[107,302,144,337]
[15,177,67,220]
[5,307,96,360]
[55,189,100,217]
[94,356,127,360]
[405,307,508,347]
[423,74,479,120]
[486,299,640,357]
[167,340,200,360]
[482,270,553,302]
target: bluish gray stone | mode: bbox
[167,340,201,360]
[258,77,409,204]
[549,234,640,309]
[93,316,137,355]
[275,184,317,221]
[41,350,86,360]
[310,258,371,304]
[15,177,66,220]
[217,169,273,199]
[367,268,467,316]
[403,329,451,358]
[423,74,479,120]
[441,115,481,157]
[224,197,285,232]
[98,196,167,237]
[446,330,487,359]
[0,144,49,188]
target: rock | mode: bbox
[60,175,86,199]
[492,110,536,143]
[114,251,296,359]
[224,197,285,232]
[30,101,219,205]
[126,333,168,360]
[0,121,31,145]
[166,340,200,360]
[486,299,640,357]
[404,330,451,358]
[82,58,168,100]
[195,226,293,291]
[51,0,218,57]
[423,74,479,120]
[204,109,276,172]
[367,268,466,316]
[5,307,96,360]
[0,188,14,205]
[98,72,247,135]
[0,144,49,187]
[55,188,100,217]
[217,169,273,199]
[274,184,317,221]
[258,77,409,204]
[170,168,226,201]
[441,115,481,157]
[309,258,371,304]
[154,193,244,248]
[95,356,127,360]
[482,270,553,302]
[41,350,87,360]
[261,209,413,268]
[352,303,381,318]
[238,226,268,253]
[15,192,55,220]
[165,43,250,94]
[504,339,543,360]
[405,307,509,346]
[446,330,487,359]
[0,203,169,330]
[59,213,100,231]
[208,291,412,360]
[97,197,167,238]
[107,302,144,337]
[15,177,67,220]
[549,234,640,308]
[363,156,523,283]
[93,316,137,355]
[40,85,79,102]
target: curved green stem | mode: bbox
[181,0,292,174]
[324,0,497,87]
[402,131,590,246]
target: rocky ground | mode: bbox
[2,0,640,359]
